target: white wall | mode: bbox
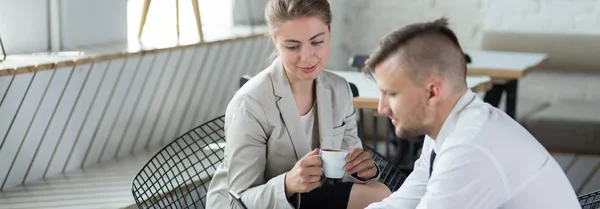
[485,0,600,34]
[0,0,127,54]
[0,0,49,54]
[327,0,600,70]
[59,0,128,50]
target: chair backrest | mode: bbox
[349,54,370,71]
[131,115,226,209]
[579,189,600,208]
[239,75,252,88]
[348,82,359,98]
[364,145,407,191]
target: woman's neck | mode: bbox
[285,71,316,115]
[285,71,315,97]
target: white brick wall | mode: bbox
[485,0,600,34]
[327,0,600,70]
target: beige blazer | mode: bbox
[206,57,381,209]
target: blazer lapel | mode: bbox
[270,58,311,160]
[316,74,335,149]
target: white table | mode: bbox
[465,49,548,79]
[330,70,492,110]
[464,49,548,118]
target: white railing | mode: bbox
[0,35,274,191]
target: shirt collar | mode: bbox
[430,89,478,153]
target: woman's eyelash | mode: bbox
[285,41,324,50]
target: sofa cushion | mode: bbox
[515,98,550,123]
[481,31,600,73]
[523,101,600,154]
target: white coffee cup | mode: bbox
[319,149,349,179]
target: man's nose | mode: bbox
[378,99,390,116]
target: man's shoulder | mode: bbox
[446,100,540,150]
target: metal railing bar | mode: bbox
[129,50,174,154]
[0,74,15,108]
[202,40,252,125]
[158,47,200,145]
[114,53,158,156]
[62,61,113,172]
[173,45,213,136]
[42,62,96,178]
[111,54,148,159]
[143,49,188,149]
[22,64,78,183]
[14,67,58,186]
[213,39,254,117]
[189,44,226,127]
[205,42,235,120]
[79,59,129,168]
[97,55,145,162]
[0,71,38,190]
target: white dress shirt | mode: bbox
[366,89,580,209]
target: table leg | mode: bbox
[483,79,518,119]
[358,109,364,140]
[505,80,518,119]
[372,115,378,153]
[483,83,504,107]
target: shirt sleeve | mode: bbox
[365,138,433,209]
[415,145,509,209]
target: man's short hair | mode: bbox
[363,18,467,86]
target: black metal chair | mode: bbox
[0,33,6,62]
[363,144,407,192]
[239,74,252,88]
[348,82,366,141]
[579,189,600,209]
[131,116,226,209]
[131,112,407,208]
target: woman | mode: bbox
[206,0,391,208]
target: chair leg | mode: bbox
[191,0,204,42]
[358,109,365,140]
[138,0,152,38]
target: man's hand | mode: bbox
[344,148,377,179]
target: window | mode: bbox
[127,0,267,47]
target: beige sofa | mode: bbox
[480,31,600,154]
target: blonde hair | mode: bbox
[265,0,332,33]
[263,0,332,62]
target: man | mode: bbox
[364,18,580,209]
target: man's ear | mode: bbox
[426,79,442,106]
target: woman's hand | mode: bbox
[284,149,323,198]
[344,148,377,179]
